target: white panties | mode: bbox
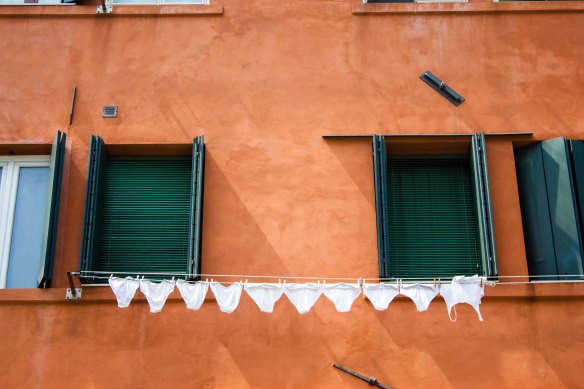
[176,280,209,311]
[108,277,140,308]
[283,283,324,314]
[400,284,439,312]
[363,283,400,311]
[244,283,284,313]
[210,282,243,314]
[139,280,175,313]
[323,283,362,313]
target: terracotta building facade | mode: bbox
[0,0,583,387]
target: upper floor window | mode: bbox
[79,135,205,279]
[373,134,497,280]
[0,131,66,288]
[515,138,584,280]
[112,0,208,4]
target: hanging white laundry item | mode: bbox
[440,275,486,322]
[400,284,439,312]
[139,280,176,313]
[363,283,400,311]
[176,280,209,311]
[244,283,284,313]
[108,277,141,308]
[283,283,324,314]
[322,283,362,313]
[210,282,243,314]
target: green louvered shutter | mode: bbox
[38,130,67,287]
[96,156,192,275]
[189,136,205,279]
[373,135,390,278]
[80,135,107,273]
[470,134,497,276]
[386,155,483,279]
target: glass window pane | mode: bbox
[6,167,50,288]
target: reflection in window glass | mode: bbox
[6,167,50,288]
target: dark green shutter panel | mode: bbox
[515,138,584,280]
[470,134,497,276]
[96,156,191,275]
[80,135,107,273]
[387,155,482,279]
[570,140,584,244]
[541,138,584,278]
[373,135,390,278]
[515,142,558,279]
[38,130,67,288]
[189,136,205,278]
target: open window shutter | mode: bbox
[570,140,584,249]
[37,131,66,288]
[541,138,584,278]
[372,135,389,278]
[188,136,205,279]
[470,134,497,276]
[79,135,107,273]
[515,142,559,279]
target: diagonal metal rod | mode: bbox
[333,363,392,389]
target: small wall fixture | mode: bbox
[102,105,118,118]
[419,71,465,106]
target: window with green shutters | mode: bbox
[80,136,205,279]
[373,135,497,280]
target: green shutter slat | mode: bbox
[387,155,483,279]
[95,156,192,275]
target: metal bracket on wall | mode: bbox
[66,288,82,300]
[419,71,465,106]
[65,272,83,301]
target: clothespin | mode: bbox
[480,277,484,288]
[171,276,175,282]
[433,278,436,288]
[205,278,208,283]
[245,279,248,287]
[110,274,114,279]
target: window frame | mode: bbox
[79,135,205,280]
[373,134,498,280]
[0,156,51,289]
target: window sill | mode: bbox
[0,4,223,16]
[0,282,583,303]
[353,1,584,15]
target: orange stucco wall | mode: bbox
[1,0,584,387]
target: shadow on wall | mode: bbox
[202,150,290,278]
[323,137,376,210]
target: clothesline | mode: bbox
[107,275,487,321]
[76,270,584,286]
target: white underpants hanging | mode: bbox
[210,282,243,314]
[108,277,140,308]
[139,280,176,313]
[440,275,486,322]
[283,283,324,314]
[400,284,439,312]
[323,283,362,313]
[244,283,284,313]
[176,280,209,311]
[363,283,400,311]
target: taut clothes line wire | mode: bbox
[73,271,584,286]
